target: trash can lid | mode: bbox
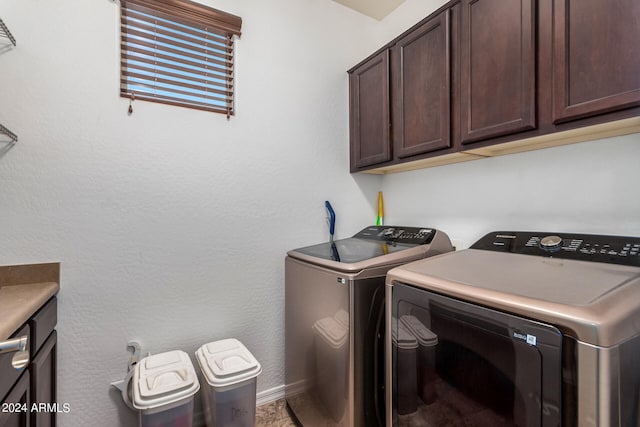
[400,315,438,347]
[195,338,262,388]
[132,350,200,410]
[313,316,348,349]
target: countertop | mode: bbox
[0,263,60,341]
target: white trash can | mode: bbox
[195,338,262,427]
[132,350,200,427]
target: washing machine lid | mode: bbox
[288,226,452,273]
[291,238,414,263]
[387,231,640,347]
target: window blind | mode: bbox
[120,0,242,116]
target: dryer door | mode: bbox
[390,283,563,427]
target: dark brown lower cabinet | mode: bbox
[0,372,30,427]
[1,297,57,427]
[29,332,56,427]
[0,325,30,411]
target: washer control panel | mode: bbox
[471,231,640,266]
[354,226,435,245]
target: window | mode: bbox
[120,0,242,116]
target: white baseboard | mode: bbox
[256,384,286,406]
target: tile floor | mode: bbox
[256,398,297,427]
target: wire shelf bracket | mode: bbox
[0,17,16,47]
[0,17,17,148]
[0,123,17,144]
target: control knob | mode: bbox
[382,228,396,238]
[540,235,563,252]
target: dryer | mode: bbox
[386,231,640,426]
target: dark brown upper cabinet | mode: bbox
[348,0,640,174]
[552,0,640,123]
[349,50,391,169]
[460,0,536,144]
[393,10,452,158]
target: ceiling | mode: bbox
[333,0,406,20]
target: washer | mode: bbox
[285,225,453,426]
[386,231,640,426]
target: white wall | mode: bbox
[0,0,381,425]
[380,135,640,249]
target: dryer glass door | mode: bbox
[390,284,562,427]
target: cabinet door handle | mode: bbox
[0,336,30,370]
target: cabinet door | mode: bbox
[393,10,451,158]
[552,0,640,123]
[349,50,391,169]
[0,325,30,404]
[0,372,30,427]
[460,0,536,144]
[30,332,56,427]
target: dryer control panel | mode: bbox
[354,226,435,245]
[471,231,640,266]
